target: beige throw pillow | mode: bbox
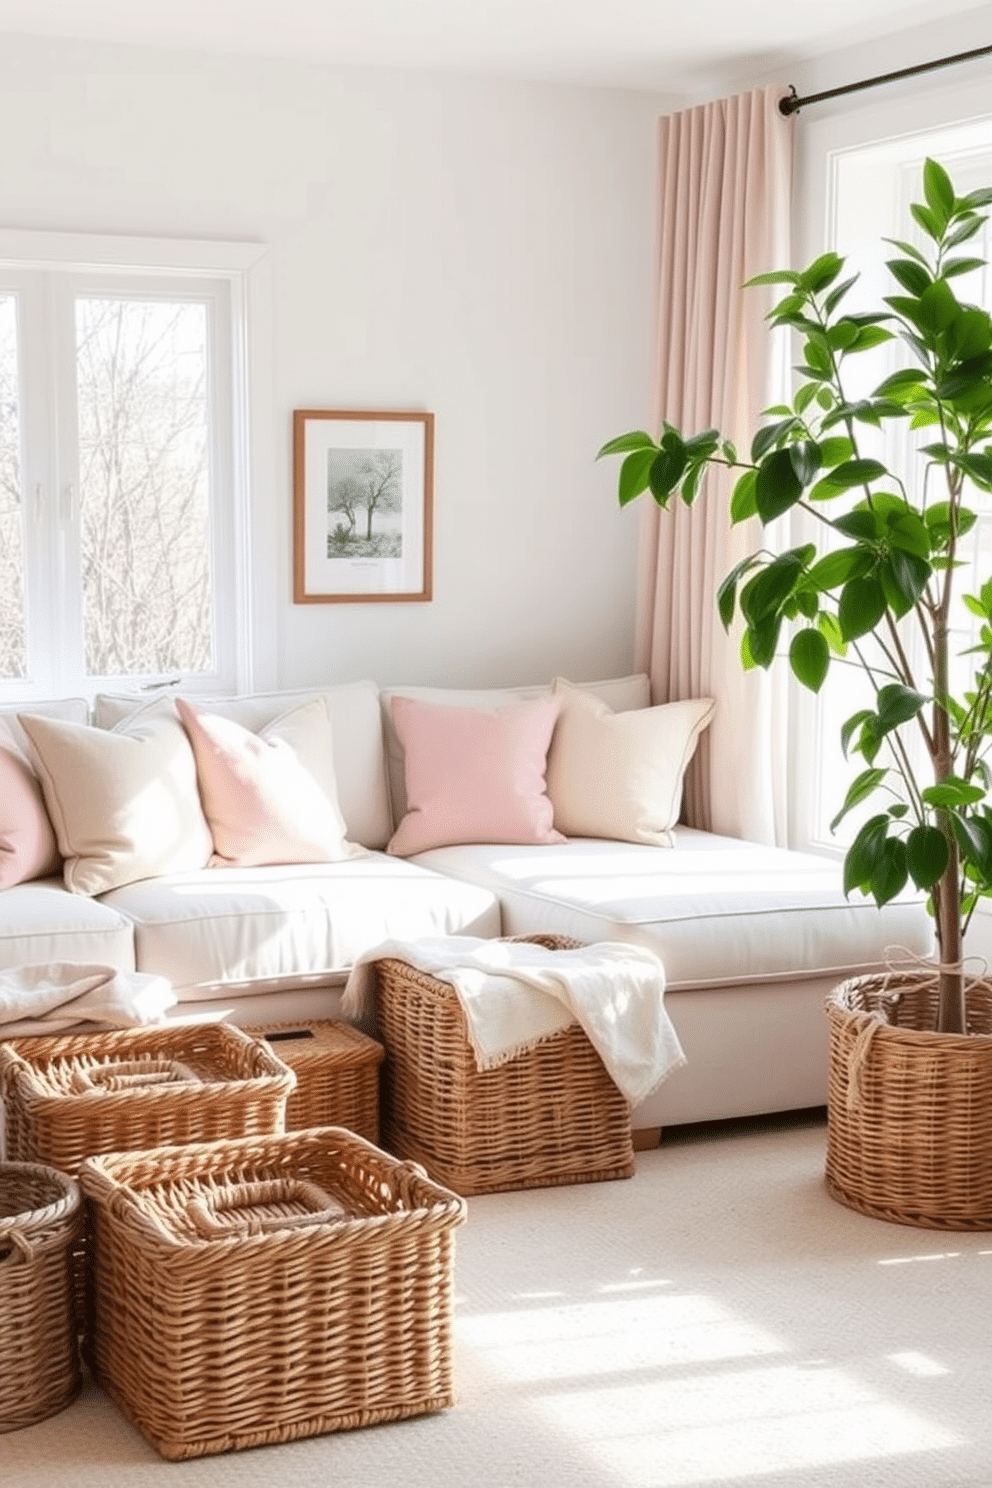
[19,700,213,896]
[546,681,716,845]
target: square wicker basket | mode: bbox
[374,935,635,1195]
[0,1022,295,1175]
[247,1020,384,1141]
[79,1128,467,1460]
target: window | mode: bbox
[0,232,264,705]
[791,118,992,857]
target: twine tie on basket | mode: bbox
[0,1227,36,1263]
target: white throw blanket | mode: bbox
[0,963,176,1038]
[342,936,685,1106]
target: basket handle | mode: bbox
[186,1179,346,1238]
[70,1058,202,1094]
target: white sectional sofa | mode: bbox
[0,673,933,1141]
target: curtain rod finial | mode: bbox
[779,86,799,117]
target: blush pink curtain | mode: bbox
[637,86,794,843]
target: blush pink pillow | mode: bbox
[0,718,61,888]
[176,696,359,867]
[387,694,565,856]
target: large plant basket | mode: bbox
[79,1128,466,1460]
[0,1161,83,1432]
[826,971,992,1230]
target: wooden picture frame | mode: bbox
[293,409,434,603]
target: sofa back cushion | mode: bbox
[380,673,651,825]
[19,700,214,896]
[94,681,392,849]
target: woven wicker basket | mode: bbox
[826,971,992,1230]
[0,1022,295,1174]
[248,1020,384,1141]
[375,934,635,1195]
[1,1162,83,1432]
[79,1128,466,1460]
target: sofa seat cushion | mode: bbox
[0,879,137,971]
[98,854,501,1000]
[409,829,934,990]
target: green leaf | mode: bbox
[744,269,802,287]
[872,368,928,400]
[881,550,931,614]
[808,459,888,499]
[841,709,875,757]
[618,447,658,507]
[838,575,887,641]
[875,683,926,734]
[906,824,949,889]
[648,436,687,501]
[843,814,890,896]
[750,417,799,463]
[806,546,874,591]
[943,256,987,280]
[817,611,847,655]
[910,201,944,244]
[716,555,762,631]
[917,278,959,334]
[923,157,954,224]
[886,258,931,296]
[789,628,830,692]
[754,448,804,522]
[739,549,810,624]
[830,767,888,833]
[869,838,909,907]
[922,778,986,808]
[800,252,845,294]
[848,324,896,353]
[950,813,992,876]
[730,468,759,524]
[744,613,782,669]
[818,436,856,466]
[597,431,656,458]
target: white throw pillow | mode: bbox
[19,699,213,896]
[546,680,715,845]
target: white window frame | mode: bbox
[0,229,270,706]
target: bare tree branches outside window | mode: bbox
[0,296,25,678]
[76,297,213,677]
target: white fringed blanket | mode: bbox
[0,963,176,1038]
[342,936,685,1105]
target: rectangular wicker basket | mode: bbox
[0,1022,295,1175]
[247,1020,384,1141]
[374,935,635,1195]
[79,1128,467,1460]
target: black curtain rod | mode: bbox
[779,41,992,116]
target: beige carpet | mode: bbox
[7,1111,992,1488]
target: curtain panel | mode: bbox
[637,85,794,843]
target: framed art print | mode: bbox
[293,408,434,603]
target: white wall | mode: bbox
[0,31,671,693]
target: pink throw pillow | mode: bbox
[387,694,565,856]
[0,718,61,888]
[176,697,358,867]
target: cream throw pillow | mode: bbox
[546,681,716,845]
[19,700,213,896]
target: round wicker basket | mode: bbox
[0,1161,83,1432]
[825,971,992,1230]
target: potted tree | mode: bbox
[599,159,992,1229]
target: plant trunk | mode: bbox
[933,611,966,1035]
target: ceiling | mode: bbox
[0,0,983,93]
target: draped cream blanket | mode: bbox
[0,963,176,1037]
[342,936,685,1105]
